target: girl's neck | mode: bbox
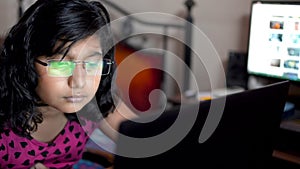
[31,106,68,143]
[37,106,65,119]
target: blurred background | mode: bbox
[0,0,254,112]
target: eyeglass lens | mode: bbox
[47,59,111,77]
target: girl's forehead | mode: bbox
[55,36,102,60]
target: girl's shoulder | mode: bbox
[0,128,32,147]
[0,128,25,156]
[0,128,17,140]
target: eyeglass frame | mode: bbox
[35,58,114,77]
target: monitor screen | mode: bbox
[247,1,300,82]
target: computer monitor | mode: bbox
[113,81,290,169]
[247,1,300,82]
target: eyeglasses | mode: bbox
[35,58,113,77]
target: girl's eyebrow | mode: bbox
[56,51,103,59]
[87,51,103,58]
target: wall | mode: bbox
[192,0,252,90]
[0,0,254,93]
[108,0,253,92]
[0,0,18,36]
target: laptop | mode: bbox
[113,81,290,169]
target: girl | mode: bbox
[0,0,128,168]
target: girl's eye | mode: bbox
[51,61,73,68]
[48,61,75,77]
[86,62,100,69]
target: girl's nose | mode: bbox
[68,64,86,88]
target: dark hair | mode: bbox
[0,0,117,137]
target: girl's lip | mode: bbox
[64,95,87,103]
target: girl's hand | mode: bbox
[30,163,48,169]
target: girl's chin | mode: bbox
[63,111,79,114]
[59,99,95,114]
[61,105,85,113]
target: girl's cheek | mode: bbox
[93,76,101,90]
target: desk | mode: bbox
[168,87,245,105]
[273,150,300,165]
[272,111,300,167]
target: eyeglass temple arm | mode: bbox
[35,59,48,66]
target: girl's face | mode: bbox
[35,35,103,113]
